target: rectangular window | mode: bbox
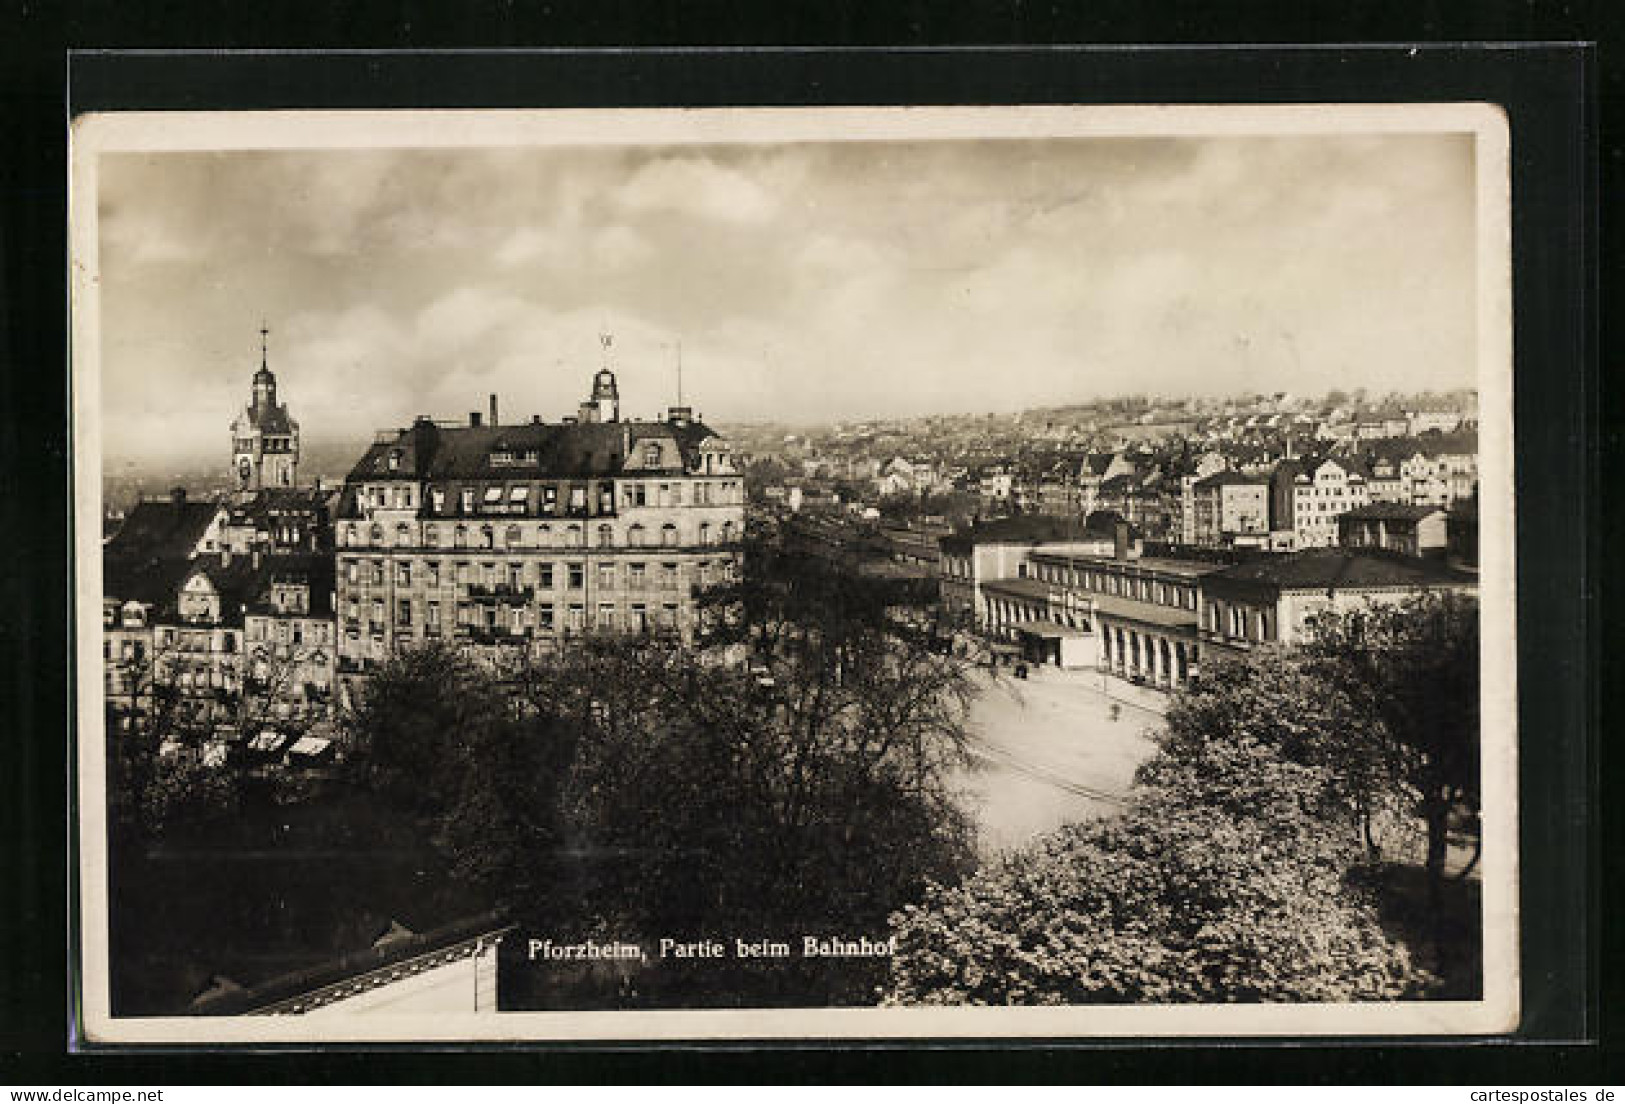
[538,604,555,631]
[510,607,524,635]
[628,562,645,589]
[427,561,440,587]
[569,486,586,512]
[631,603,648,632]
[508,562,524,589]
[396,599,412,626]
[662,563,679,588]
[597,603,616,629]
[344,559,358,584]
[567,604,585,631]
[543,486,557,514]
[538,563,554,589]
[568,563,584,589]
[426,601,440,627]
[397,562,411,587]
[371,561,385,586]
[599,563,616,590]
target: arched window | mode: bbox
[699,522,712,546]
[369,523,383,545]
[597,524,614,548]
[344,523,357,548]
[662,523,678,548]
[480,525,494,549]
[627,523,645,547]
[505,524,522,548]
[720,521,735,544]
[395,523,411,547]
[567,524,584,548]
[424,524,439,548]
[537,524,551,547]
[454,525,468,548]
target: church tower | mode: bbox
[230,325,300,492]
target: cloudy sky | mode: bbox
[95,131,1477,469]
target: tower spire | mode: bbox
[260,321,269,370]
[676,338,684,408]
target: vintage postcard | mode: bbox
[71,104,1517,1043]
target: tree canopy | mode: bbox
[885,735,1428,1005]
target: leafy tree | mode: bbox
[343,641,574,895]
[1161,645,1402,856]
[1303,592,1481,924]
[885,737,1429,1005]
[510,626,976,1005]
[348,528,981,1006]
[106,643,239,844]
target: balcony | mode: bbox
[465,583,534,603]
[460,626,533,646]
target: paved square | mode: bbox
[956,667,1163,853]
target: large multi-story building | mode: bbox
[332,368,744,690]
[1189,470,1271,547]
[1269,456,1371,550]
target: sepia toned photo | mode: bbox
[70,105,1518,1043]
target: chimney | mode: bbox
[531,414,541,425]
[1114,520,1130,561]
[489,394,499,426]
[469,411,483,428]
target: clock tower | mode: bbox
[229,325,301,493]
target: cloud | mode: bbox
[614,156,778,225]
[92,132,1481,467]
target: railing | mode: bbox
[466,583,536,602]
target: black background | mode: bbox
[0,2,1611,1085]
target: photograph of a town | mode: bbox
[75,108,1513,1039]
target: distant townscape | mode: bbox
[98,334,1481,1018]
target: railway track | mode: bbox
[962,735,1131,808]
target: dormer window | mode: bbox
[460,488,475,514]
[643,443,661,466]
[388,450,402,472]
[432,488,446,513]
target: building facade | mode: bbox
[1199,549,1476,657]
[333,370,744,692]
[1338,503,1448,558]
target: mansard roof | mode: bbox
[1206,547,1473,593]
[346,418,723,483]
